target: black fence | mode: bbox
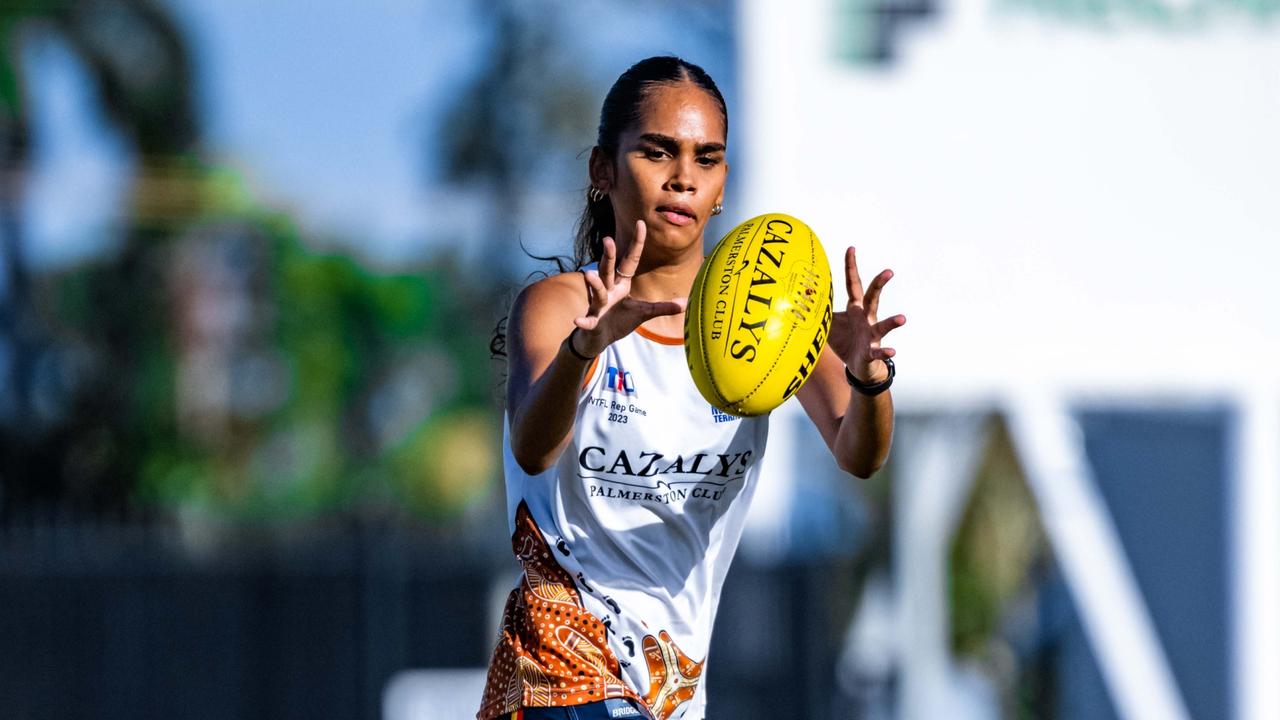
[0,520,498,720]
[0,518,856,720]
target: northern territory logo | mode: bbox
[710,405,738,423]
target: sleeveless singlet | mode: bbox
[478,309,770,720]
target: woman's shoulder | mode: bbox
[511,270,590,325]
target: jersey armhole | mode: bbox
[581,355,600,392]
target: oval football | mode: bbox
[684,213,833,417]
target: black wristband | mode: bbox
[845,357,895,396]
[565,328,595,362]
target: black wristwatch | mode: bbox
[845,358,895,396]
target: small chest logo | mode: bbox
[605,366,636,394]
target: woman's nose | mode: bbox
[666,158,695,193]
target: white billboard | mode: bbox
[738,0,1280,401]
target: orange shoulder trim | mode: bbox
[635,326,683,346]
[581,356,600,390]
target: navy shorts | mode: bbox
[513,698,650,719]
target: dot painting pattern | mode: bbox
[477,503,707,720]
[477,502,638,719]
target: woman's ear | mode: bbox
[588,147,613,193]
[715,160,729,207]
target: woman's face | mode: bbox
[593,81,728,259]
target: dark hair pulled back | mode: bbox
[573,55,728,269]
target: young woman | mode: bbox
[478,56,905,720]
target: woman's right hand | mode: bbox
[506,219,686,474]
[571,220,687,357]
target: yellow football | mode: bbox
[684,213,834,417]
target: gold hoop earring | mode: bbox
[711,204,723,216]
[588,187,606,202]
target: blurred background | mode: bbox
[0,0,1276,719]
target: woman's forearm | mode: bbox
[508,334,594,475]
[833,388,895,479]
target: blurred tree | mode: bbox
[0,0,199,517]
[130,208,500,523]
[1,1,505,528]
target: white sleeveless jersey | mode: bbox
[481,320,769,720]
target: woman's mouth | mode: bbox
[657,205,695,227]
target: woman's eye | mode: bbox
[644,148,667,160]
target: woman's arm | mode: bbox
[506,276,596,475]
[798,351,895,478]
[797,247,906,478]
[506,221,685,475]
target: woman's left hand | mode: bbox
[827,246,906,384]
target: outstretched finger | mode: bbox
[870,346,897,361]
[845,247,866,305]
[600,236,618,290]
[871,314,907,339]
[581,268,608,310]
[634,297,687,320]
[574,279,605,331]
[864,269,893,320]
[611,297,687,334]
[617,220,646,280]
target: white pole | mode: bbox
[1006,391,1190,720]
[1232,386,1280,720]
[893,414,988,720]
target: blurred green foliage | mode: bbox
[132,208,502,520]
[18,171,504,523]
[2,2,509,524]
